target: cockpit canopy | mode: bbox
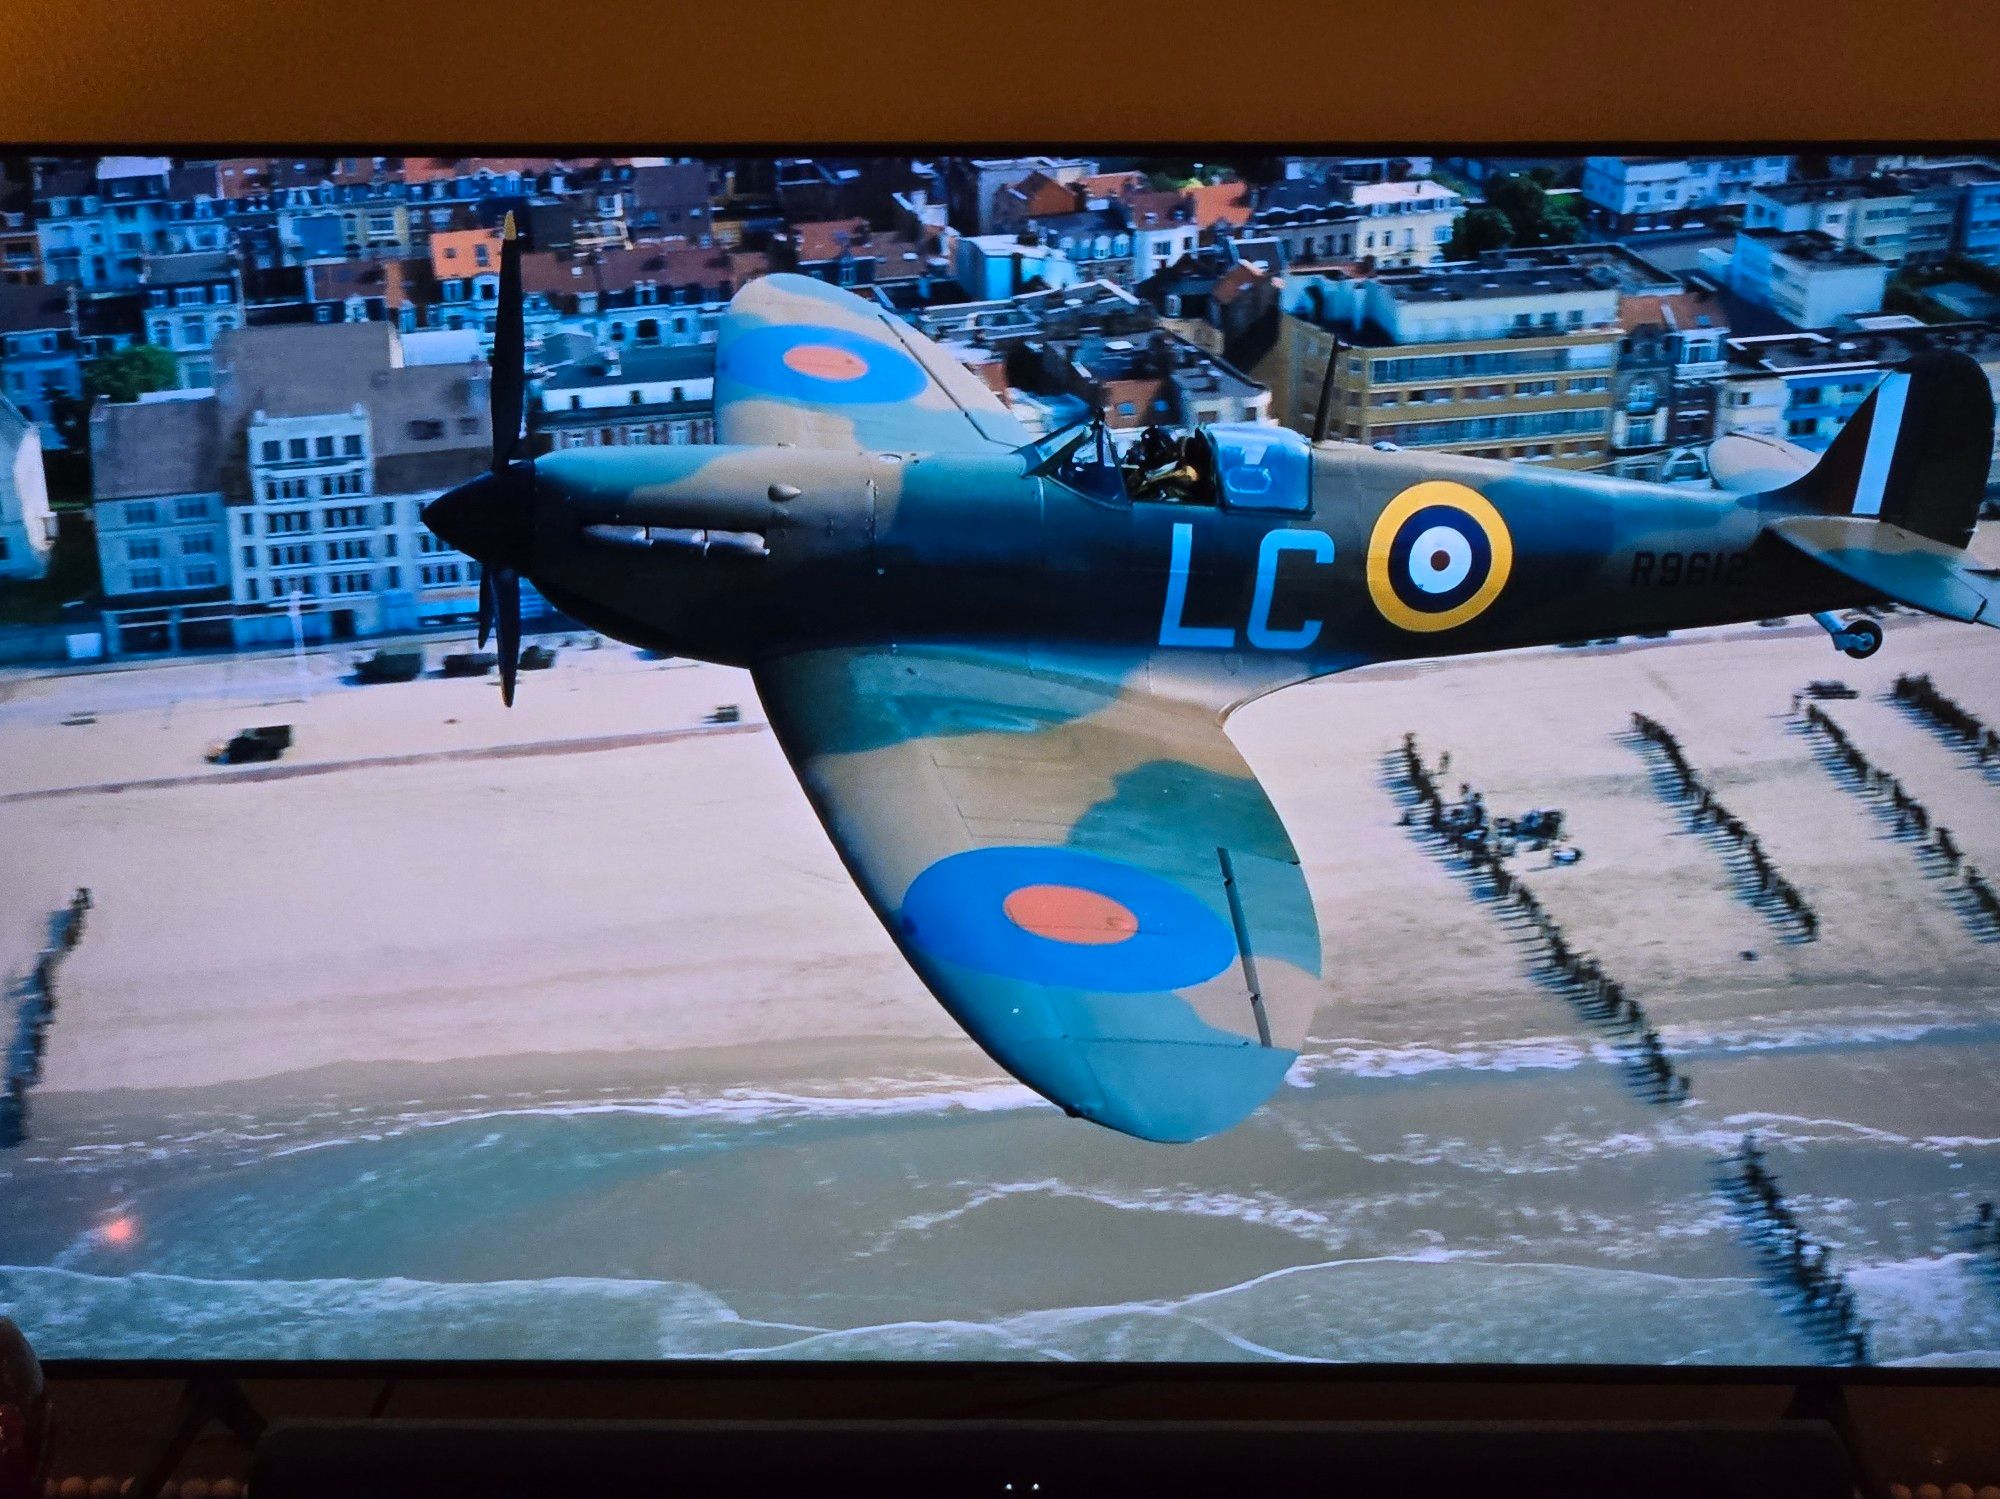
[1038,419,1313,514]
[1203,423,1313,513]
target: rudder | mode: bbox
[1776,349,1994,548]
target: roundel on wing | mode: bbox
[1365,480,1514,633]
[719,323,929,406]
[897,845,1237,993]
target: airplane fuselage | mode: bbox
[522,436,1871,696]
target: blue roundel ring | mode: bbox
[719,323,929,406]
[898,846,1238,993]
[1386,503,1494,614]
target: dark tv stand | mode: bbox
[249,1413,1857,1498]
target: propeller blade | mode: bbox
[491,211,525,472]
[495,568,521,708]
[477,564,495,649]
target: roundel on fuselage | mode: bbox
[1365,480,1514,633]
[720,323,930,406]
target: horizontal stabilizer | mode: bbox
[1765,514,2000,626]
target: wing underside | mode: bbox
[715,273,1030,454]
[752,644,1323,1143]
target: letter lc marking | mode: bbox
[1248,530,1334,650]
[1157,521,1235,649]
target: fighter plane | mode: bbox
[424,216,1999,1144]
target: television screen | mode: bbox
[2,147,1999,1367]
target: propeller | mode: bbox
[424,211,533,706]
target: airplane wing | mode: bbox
[715,272,1032,454]
[751,643,1324,1143]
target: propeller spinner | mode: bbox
[422,210,532,705]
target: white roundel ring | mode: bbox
[1406,525,1474,595]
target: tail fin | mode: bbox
[1775,349,1994,548]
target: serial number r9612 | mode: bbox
[1630,550,1747,586]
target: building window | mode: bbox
[182,532,215,555]
[406,418,445,440]
[173,495,208,520]
[288,438,308,460]
[343,433,363,456]
[184,563,218,587]
[124,500,159,525]
[129,567,163,590]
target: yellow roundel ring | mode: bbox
[1366,480,1514,633]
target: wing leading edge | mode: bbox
[715,273,1030,454]
[752,644,1323,1143]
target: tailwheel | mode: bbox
[1812,610,1884,660]
[1840,617,1883,659]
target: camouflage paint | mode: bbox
[449,273,1988,1143]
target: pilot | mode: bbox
[1128,426,1206,502]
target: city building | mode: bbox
[1579,155,1793,230]
[1234,177,1360,267]
[1604,286,1731,480]
[1016,208,1138,286]
[1264,257,1622,466]
[1884,159,2000,265]
[1031,330,1269,436]
[1743,179,1915,265]
[0,169,38,287]
[1123,191,1203,283]
[0,393,50,581]
[626,161,714,243]
[518,241,770,352]
[421,227,504,337]
[139,250,243,388]
[0,282,82,447]
[1724,229,1892,329]
[904,277,1267,442]
[210,320,491,642]
[1349,179,1464,268]
[88,391,233,651]
[776,218,945,292]
[32,156,176,291]
[947,156,1098,233]
[533,335,714,449]
[949,235,1081,301]
[1715,323,2000,491]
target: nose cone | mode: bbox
[423,466,534,568]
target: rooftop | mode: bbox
[1755,177,1907,205]
[90,394,222,501]
[0,283,74,334]
[539,342,714,390]
[1725,321,2000,374]
[1739,228,1886,267]
[1619,287,1730,334]
[142,250,235,285]
[1376,263,1621,304]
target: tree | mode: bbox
[83,343,181,405]
[45,343,183,501]
[1444,206,1514,260]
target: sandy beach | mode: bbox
[4,602,2000,1364]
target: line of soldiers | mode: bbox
[1893,672,2000,765]
[1800,703,2000,930]
[1,887,92,1150]
[1733,1134,1873,1365]
[1397,736,1692,1106]
[1632,714,1819,941]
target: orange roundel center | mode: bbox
[1002,884,1141,945]
[782,343,869,381]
